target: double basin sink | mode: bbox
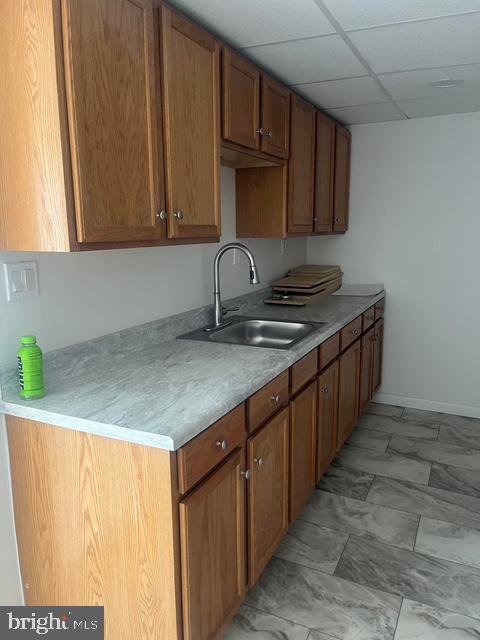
[179,316,326,350]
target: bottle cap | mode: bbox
[21,335,37,345]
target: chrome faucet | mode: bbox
[206,243,260,331]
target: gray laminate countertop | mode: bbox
[0,289,385,451]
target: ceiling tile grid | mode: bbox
[167,0,480,124]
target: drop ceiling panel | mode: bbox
[166,0,334,48]
[322,0,480,30]
[326,102,403,125]
[350,13,480,73]
[242,36,366,84]
[294,76,386,108]
[379,63,480,100]
[397,93,480,117]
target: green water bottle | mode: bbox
[17,336,45,399]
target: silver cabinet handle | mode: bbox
[156,210,167,220]
[352,329,359,336]
[254,457,263,466]
[240,469,250,479]
[267,130,273,138]
[216,439,228,450]
[335,217,340,223]
[256,128,267,136]
[271,394,280,404]
[174,210,184,220]
[322,387,329,394]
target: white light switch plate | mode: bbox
[3,261,39,301]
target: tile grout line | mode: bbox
[392,598,405,640]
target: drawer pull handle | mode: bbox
[254,457,263,466]
[322,387,329,394]
[156,210,167,220]
[240,469,250,480]
[256,128,267,136]
[216,439,228,450]
[271,394,280,404]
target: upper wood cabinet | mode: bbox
[247,407,289,586]
[62,0,166,244]
[161,6,221,240]
[333,125,352,232]
[287,94,316,235]
[314,112,335,233]
[289,380,317,522]
[260,76,290,159]
[179,449,246,640]
[222,49,260,151]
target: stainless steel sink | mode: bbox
[178,316,325,350]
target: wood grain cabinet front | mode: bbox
[260,75,290,159]
[289,380,317,522]
[372,318,385,395]
[333,125,351,233]
[161,5,221,240]
[290,349,318,396]
[63,0,167,244]
[248,370,290,433]
[337,338,362,449]
[317,360,339,481]
[287,94,316,235]
[247,407,289,586]
[359,326,375,415]
[179,449,246,640]
[314,112,336,233]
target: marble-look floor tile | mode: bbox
[394,599,480,639]
[403,408,480,430]
[275,519,348,574]
[245,557,401,640]
[367,476,480,530]
[415,517,480,570]
[337,444,431,485]
[429,463,480,499]
[347,428,391,452]
[335,536,480,620]
[308,633,340,640]
[357,413,439,440]
[317,460,374,500]
[300,490,419,550]
[439,423,480,451]
[225,605,310,640]
[366,402,404,418]
[389,435,480,472]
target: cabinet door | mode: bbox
[317,360,339,481]
[222,49,260,150]
[372,319,385,396]
[179,449,246,640]
[337,339,361,449]
[62,0,165,243]
[314,112,335,233]
[287,94,316,235]
[289,381,317,522]
[260,76,290,158]
[333,125,351,232]
[247,407,289,586]
[359,327,375,415]
[161,6,221,239]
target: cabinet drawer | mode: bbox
[319,332,340,370]
[248,371,289,433]
[362,305,375,331]
[375,298,385,320]
[177,404,246,494]
[340,316,362,351]
[290,349,318,396]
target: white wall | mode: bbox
[308,111,480,418]
[0,167,306,603]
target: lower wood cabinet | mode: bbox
[337,339,362,448]
[317,360,339,481]
[359,325,375,415]
[179,449,246,640]
[247,407,289,585]
[289,381,317,522]
[372,318,385,395]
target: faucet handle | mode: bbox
[222,305,240,316]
